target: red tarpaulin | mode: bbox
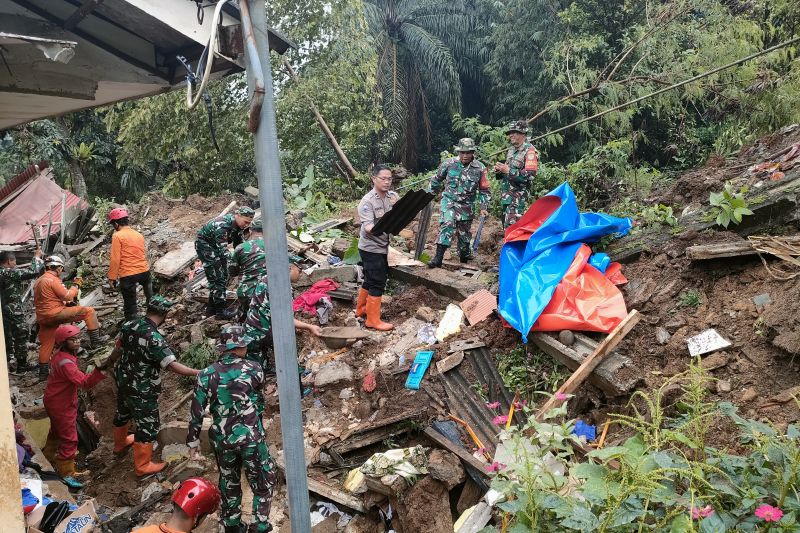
[0,170,88,245]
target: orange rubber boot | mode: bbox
[113,424,134,455]
[365,295,393,331]
[355,288,368,318]
[133,442,166,476]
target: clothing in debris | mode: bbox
[33,270,98,364]
[195,213,247,311]
[292,279,339,314]
[430,156,491,255]
[499,141,538,228]
[1,256,43,365]
[188,353,275,532]
[113,317,177,442]
[43,349,105,473]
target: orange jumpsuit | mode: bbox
[34,271,98,364]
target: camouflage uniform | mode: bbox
[113,317,177,442]
[229,237,265,319]
[0,257,44,366]
[430,142,491,256]
[499,121,539,228]
[188,325,276,532]
[244,276,272,369]
[195,208,253,310]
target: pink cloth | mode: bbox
[292,279,340,314]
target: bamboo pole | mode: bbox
[283,59,359,180]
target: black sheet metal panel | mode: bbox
[371,189,434,236]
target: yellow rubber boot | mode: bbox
[133,442,166,476]
[365,295,393,331]
[42,432,59,464]
[113,424,135,455]
[355,288,368,318]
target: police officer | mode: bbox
[188,324,277,533]
[354,165,398,331]
[0,249,43,371]
[427,138,490,268]
[494,120,539,228]
[111,295,200,476]
[195,206,254,319]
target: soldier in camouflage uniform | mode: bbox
[195,206,254,319]
[112,296,200,476]
[229,218,266,322]
[427,138,491,267]
[244,275,320,372]
[188,324,277,533]
[0,249,44,371]
[494,120,539,228]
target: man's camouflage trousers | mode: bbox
[2,307,28,364]
[437,198,474,255]
[215,441,277,532]
[113,387,159,442]
[501,186,532,229]
[195,239,228,309]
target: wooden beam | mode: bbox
[686,241,757,261]
[63,0,104,31]
[536,310,641,418]
[423,427,489,478]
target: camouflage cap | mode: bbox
[236,206,255,218]
[216,324,253,353]
[505,119,529,134]
[249,218,263,231]
[453,138,477,152]
[147,295,174,315]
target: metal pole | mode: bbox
[242,1,311,531]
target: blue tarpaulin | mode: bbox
[498,183,633,342]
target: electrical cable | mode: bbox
[186,0,228,110]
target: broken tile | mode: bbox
[459,289,497,326]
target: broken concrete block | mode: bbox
[314,361,354,387]
[427,449,465,490]
[309,265,357,284]
[158,420,212,454]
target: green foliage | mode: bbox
[677,289,703,309]
[343,238,362,265]
[180,342,216,370]
[91,197,116,234]
[710,183,754,228]
[639,204,678,230]
[497,345,565,403]
[488,362,800,532]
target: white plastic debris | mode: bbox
[435,304,464,342]
[687,329,731,356]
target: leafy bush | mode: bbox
[486,362,800,532]
[710,183,754,228]
[639,204,678,230]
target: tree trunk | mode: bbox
[68,158,88,199]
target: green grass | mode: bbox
[677,289,702,309]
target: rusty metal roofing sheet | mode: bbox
[0,161,48,207]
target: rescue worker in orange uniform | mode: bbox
[42,324,106,488]
[34,255,103,379]
[107,207,152,321]
[132,477,221,533]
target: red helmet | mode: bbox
[107,207,129,222]
[172,477,220,519]
[55,325,81,344]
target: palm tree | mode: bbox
[363,0,482,169]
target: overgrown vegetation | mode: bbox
[710,183,755,228]
[497,345,566,403]
[487,361,800,532]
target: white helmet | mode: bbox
[45,255,65,268]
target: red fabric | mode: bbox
[292,279,340,314]
[531,245,628,333]
[43,350,106,460]
[504,195,561,243]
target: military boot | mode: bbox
[459,248,474,263]
[427,244,447,268]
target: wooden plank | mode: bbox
[274,457,366,513]
[308,218,351,234]
[536,310,641,418]
[686,241,757,261]
[339,407,427,441]
[287,236,312,253]
[423,427,489,478]
[154,241,197,279]
[329,424,411,455]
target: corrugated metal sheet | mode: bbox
[0,160,49,207]
[372,189,434,236]
[0,169,88,244]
